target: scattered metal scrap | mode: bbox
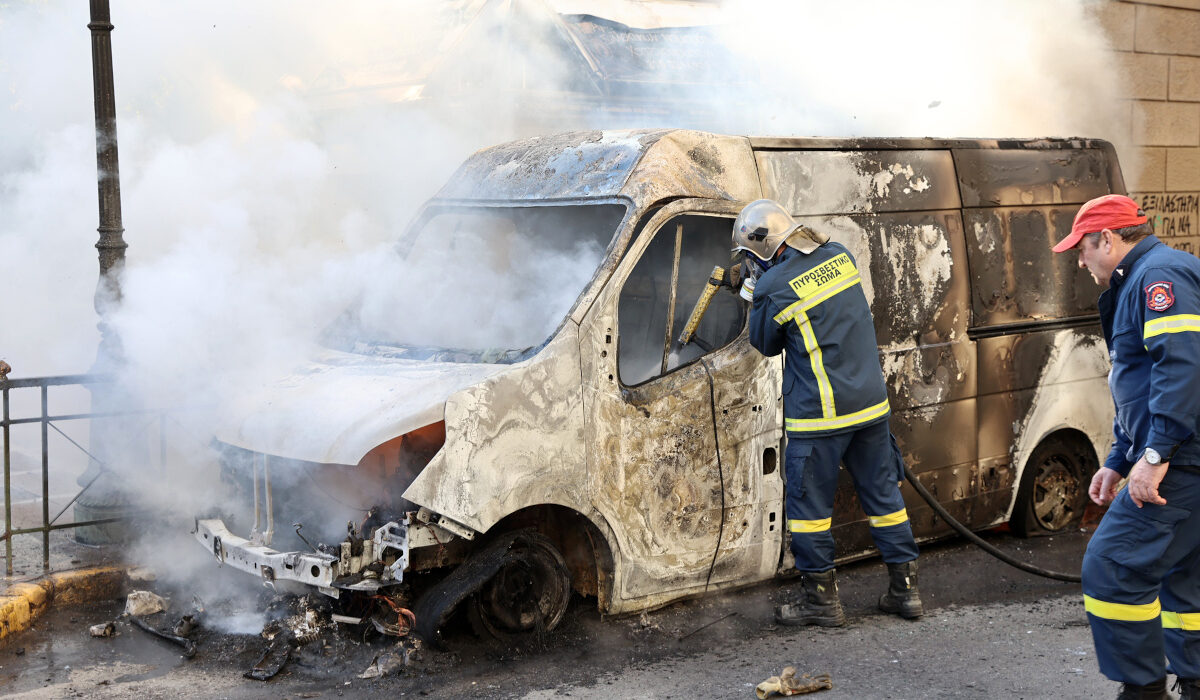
[247,593,335,681]
[358,642,418,680]
[755,668,833,698]
[245,635,293,681]
[128,614,197,658]
[103,583,424,682]
[119,591,202,659]
[242,591,423,682]
[173,596,205,637]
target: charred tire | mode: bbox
[1010,437,1093,537]
[468,532,571,643]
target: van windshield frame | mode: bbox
[323,200,629,364]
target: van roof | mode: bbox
[434,129,1119,207]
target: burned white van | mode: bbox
[195,130,1121,641]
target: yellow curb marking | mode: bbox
[0,566,127,641]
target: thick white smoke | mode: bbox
[1,0,1124,557]
[710,0,1122,142]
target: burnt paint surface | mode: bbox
[436,130,759,211]
[437,130,660,202]
[964,207,1098,326]
[955,147,1112,208]
[697,342,784,588]
[401,325,592,531]
[581,312,724,602]
[577,199,783,612]
[756,149,961,215]
[960,156,1114,524]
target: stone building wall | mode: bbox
[1095,0,1200,253]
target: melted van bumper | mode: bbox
[193,517,415,598]
[194,518,341,594]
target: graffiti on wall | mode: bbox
[1133,192,1200,256]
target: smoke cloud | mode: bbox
[1,0,1123,586]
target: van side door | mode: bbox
[578,199,783,609]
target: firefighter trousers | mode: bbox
[784,419,919,572]
[1082,468,1200,685]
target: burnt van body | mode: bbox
[195,130,1119,637]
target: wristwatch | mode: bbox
[1144,448,1163,465]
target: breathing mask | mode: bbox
[737,254,768,301]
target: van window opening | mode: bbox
[618,213,746,386]
[324,203,626,363]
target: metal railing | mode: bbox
[0,373,163,576]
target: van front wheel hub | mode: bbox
[471,532,571,639]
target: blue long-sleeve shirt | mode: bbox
[1099,235,1200,474]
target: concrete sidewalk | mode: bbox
[0,529,128,642]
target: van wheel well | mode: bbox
[490,505,615,610]
[1011,430,1097,537]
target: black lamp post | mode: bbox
[89,0,127,320]
[75,0,131,544]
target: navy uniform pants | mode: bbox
[1082,468,1200,685]
[784,419,919,572]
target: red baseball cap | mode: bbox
[1051,194,1149,252]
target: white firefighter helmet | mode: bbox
[732,199,824,262]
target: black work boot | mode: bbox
[1117,677,1170,699]
[774,569,845,627]
[878,560,923,619]
[1175,676,1200,700]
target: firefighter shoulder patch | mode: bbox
[1145,281,1174,312]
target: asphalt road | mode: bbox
[0,524,1126,699]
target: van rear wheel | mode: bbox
[1011,437,1091,537]
[468,532,571,643]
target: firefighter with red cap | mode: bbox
[1052,194,1200,700]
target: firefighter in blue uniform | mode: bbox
[731,199,921,627]
[1053,194,1200,700]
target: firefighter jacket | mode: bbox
[749,243,890,436]
[1100,234,1200,474]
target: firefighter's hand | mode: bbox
[1088,467,1123,506]
[1127,458,1169,508]
[727,262,744,290]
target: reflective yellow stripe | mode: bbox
[1084,594,1161,622]
[868,508,909,528]
[786,398,891,433]
[799,273,861,312]
[1162,610,1200,630]
[773,298,804,325]
[1144,314,1200,340]
[772,273,863,326]
[789,518,832,533]
[795,309,836,418]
